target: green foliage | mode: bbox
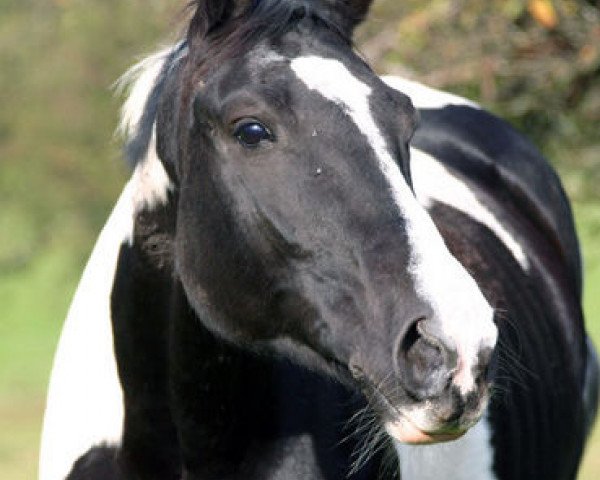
[0,1,598,479]
[359,0,600,200]
[0,0,182,273]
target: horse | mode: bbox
[39,1,599,479]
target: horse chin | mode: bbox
[384,417,467,445]
[383,395,489,445]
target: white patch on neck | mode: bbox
[381,75,479,110]
[40,45,182,480]
[411,148,529,270]
[394,414,497,480]
[291,56,497,396]
[39,181,135,480]
[131,123,173,212]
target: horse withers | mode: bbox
[40,1,598,479]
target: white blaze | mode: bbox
[290,56,497,395]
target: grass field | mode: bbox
[574,202,600,480]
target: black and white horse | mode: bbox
[39,1,598,479]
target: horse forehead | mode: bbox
[288,55,398,151]
[289,55,408,193]
[242,48,371,102]
[246,46,288,71]
[290,55,372,103]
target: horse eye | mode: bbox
[233,121,273,148]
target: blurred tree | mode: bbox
[358,0,600,199]
[0,0,181,271]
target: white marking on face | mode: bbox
[382,75,479,110]
[393,414,497,480]
[411,148,529,269]
[291,56,497,396]
[39,182,135,480]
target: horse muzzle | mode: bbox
[350,315,497,445]
[382,381,492,445]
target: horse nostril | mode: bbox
[395,318,457,400]
[399,319,423,357]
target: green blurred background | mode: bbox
[0,0,598,478]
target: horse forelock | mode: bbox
[183,0,351,84]
[187,0,355,42]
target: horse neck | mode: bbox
[168,279,372,478]
[119,197,381,478]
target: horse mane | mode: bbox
[115,41,188,168]
[113,43,186,211]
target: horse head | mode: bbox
[153,0,498,445]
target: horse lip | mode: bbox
[351,368,485,445]
[385,417,467,445]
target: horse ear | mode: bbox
[187,0,254,40]
[345,0,373,26]
[188,1,374,38]
[320,0,374,34]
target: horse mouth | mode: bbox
[384,415,468,445]
[352,367,488,445]
[377,392,477,445]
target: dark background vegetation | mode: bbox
[0,1,598,478]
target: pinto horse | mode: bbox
[39,1,598,479]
